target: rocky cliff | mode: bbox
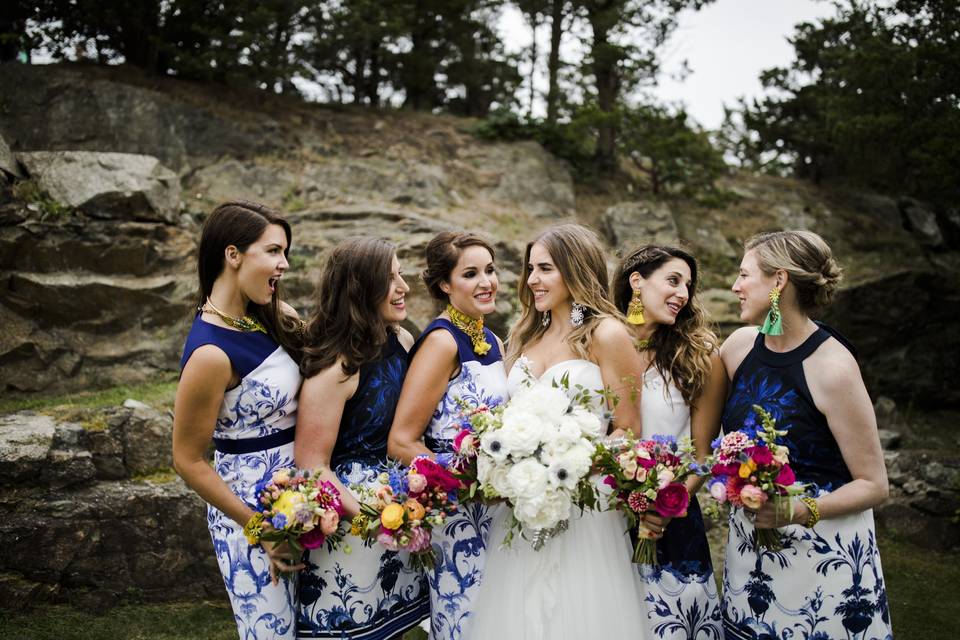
[0,63,957,608]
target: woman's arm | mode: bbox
[387,330,459,465]
[688,350,727,493]
[592,318,643,438]
[753,340,889,528]
[295,360,363,518]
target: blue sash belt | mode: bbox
[213,427,295,455]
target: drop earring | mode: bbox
[760,287,784,336]
[626,289,645,325]
[570,302,586,327]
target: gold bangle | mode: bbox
[244,512,266,545]
[799,496,820,528]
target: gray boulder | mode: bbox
[900,198,944,248]
[17,151,181,223]
[603,200,679,256]
[0,133,21,179]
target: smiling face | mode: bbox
[732,249,779,324]
[441,245,498,318]
[377,253,410,324]
[526,242,570,314]
[632,257,692,327]
[235,223,289,306]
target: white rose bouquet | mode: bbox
[469,372,606,549]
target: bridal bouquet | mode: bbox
[704,405,806,550]
[245,467,346,557]
[594,434,697,564]
[350,458,461,570]
[471,374,605,548]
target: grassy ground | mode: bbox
[0,375,178,417]
[0,531,953,639]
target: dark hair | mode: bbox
[421,231,496,303]
[300,237,397,378]
[197,200,302,359]
[613,245,717,406]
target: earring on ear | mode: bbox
[760,287,784,336]
[570,302,586,327]
[541,311,551,328]
[626,289,645,325]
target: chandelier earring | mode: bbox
[541,310,551,328]
[570,302,586,327]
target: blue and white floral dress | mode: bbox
[410,318,508,640]
[297,331,430,639]
[721,328,892,640]
[639,366,723,639]
[180,316,302,640]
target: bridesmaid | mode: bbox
[611,245,724,639]
[720,230,892,639]
[295,238,430,638]
[387,231,509,640]
[172,200,305,639]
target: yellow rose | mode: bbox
[738,460,757,479]
[403,498,426,522]
[272,490,305,522]
[380,503,406,530]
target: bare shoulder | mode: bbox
[304,355,359,396]
[396,327,415,351]
[411,326,458,361]
[593,317,633,345]
[720,326,757,363]
[182,343,231,375]
[279,301,300,321]
[808,337,862,387]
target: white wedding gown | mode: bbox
[467,358,651,639]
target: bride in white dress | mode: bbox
[469,224,651,639]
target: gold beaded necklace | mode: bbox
[446,304,491,356]
[202,299,267,334]
[634,337,653,351]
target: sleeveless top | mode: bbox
[721,327,853,494]
[330,331,407,470]
[640,366,691,440]
[180,315,299,448]
[410,318,509,452]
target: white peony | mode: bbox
[569,406,604,439]
[498,414,548,458]
[554,414,584,446]
[505,458,550,499]
[560,442,594,479]
[515,490,572,530]
[520,384,571,423]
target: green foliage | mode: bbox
[11,178,69,219]
[0,374,178,415]
[727,0,960,206]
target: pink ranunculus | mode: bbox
[406,526,432,552]
[300,527,326,550]
[709,480,727,502]
[319,509,340,535]
[453,428,476,455]
[775,464,796,487]
[745,445,774,466]
[407,472,428,494]
[654,483,690,518]
[739,484,768,510]
[656,466,676,490]
[377,529,401,551]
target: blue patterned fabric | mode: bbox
[720,328,892,640]
[181,316,302,640]
[638,366,722,638]
[297,332,430,639]
[410,319,508,640]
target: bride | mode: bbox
[469,224,651,639]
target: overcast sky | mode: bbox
[500,0,835,129]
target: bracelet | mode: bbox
[799,496,820,528]
[244,512,266,545]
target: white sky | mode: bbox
[500,0,835,129]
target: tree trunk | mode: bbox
[587,2,621,172]
[525,8,540,119]
[546,0,564,125]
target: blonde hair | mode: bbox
[507,224,624,362]
[613,245,718,407]
[745,230,843,312]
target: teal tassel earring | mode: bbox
[760,288,784,336]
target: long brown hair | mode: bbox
[300,237,397,378]
[613,245,717,406]
[196,200,302,359]
[507,224,623,362]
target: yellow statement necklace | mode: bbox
[446,304,491,356]
[202,299,267,334]
[634,337,653,351]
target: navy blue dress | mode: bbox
[297,332,430,639]
[720,327,892,640]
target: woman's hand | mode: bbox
[260,537,305,585]
[745,497,809,529]
[639,512,671,540]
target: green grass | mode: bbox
[0,533,951,639]
[0,375,178,416]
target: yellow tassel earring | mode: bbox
[626,289,645,325]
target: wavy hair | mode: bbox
[196,200,302,360]
[612,245,718,407]
[507,224,623,362]
[300,237,397,378]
